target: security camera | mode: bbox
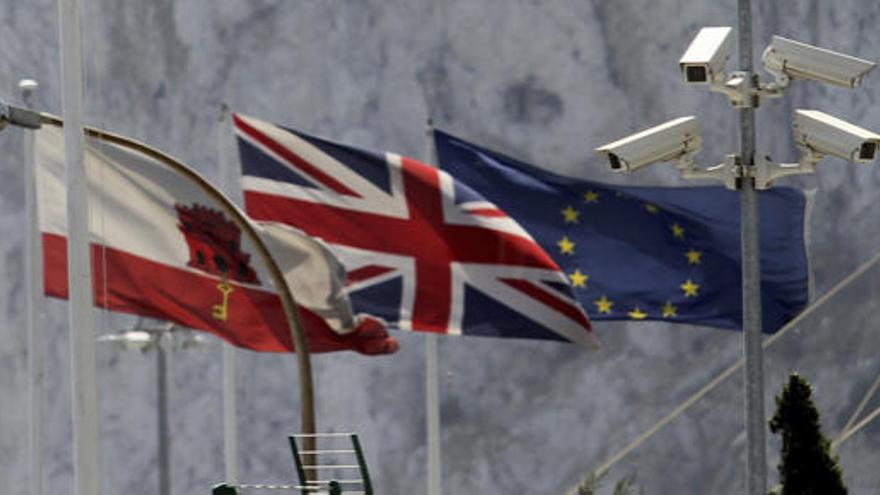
[762,35,876,88]
[680,27,733,84]
[595,116,701,172]
[793,110,880,163]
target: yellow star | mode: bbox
[558,236,575,255]
[662,301,677,318]
[583,190,600,203]
[671,222,685,239]
[681,279,700,297]
[685,249,702,265]
[594,296,614,314]
[561,206,580,224]
[644,203,659,214]
[569,269,589,288]
[628,307,648,320]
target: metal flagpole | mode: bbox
[156,332,171,495]
[426,336,442,495]
[216,103,239,485]
[97,321,210,495]
[736,1,767,493]
[22,78,44,495]
[423,121,443,495]
[58,0,103,493]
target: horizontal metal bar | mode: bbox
[292,433,354,438]
[313,479,363,484]
[237,483,300,490]
[298,450,356,455]
[303,465,360,470]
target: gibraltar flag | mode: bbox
[35,124,398,355]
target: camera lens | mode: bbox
[685,65,708,83]
[859,142,876,161]
[609,154,623,170]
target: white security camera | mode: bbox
[595,116,701,172]
[762,36,876,88]
[680,27,733,84]
[793,110,880,163]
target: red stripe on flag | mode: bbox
[465,208,508,218]
[233,114,361,198]
[42,233,388,354]
[499,278,592,331]
[345,265,395,286]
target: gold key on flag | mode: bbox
[212,280,234,322]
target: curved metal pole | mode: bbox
[40,115,317,446]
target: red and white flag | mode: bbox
[35,124,398,355]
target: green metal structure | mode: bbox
[211,433,373,494]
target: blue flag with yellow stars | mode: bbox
[433,130,809,333]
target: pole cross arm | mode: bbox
[677,153,744,190]
[705,71,787,109]
[753,153,819,190]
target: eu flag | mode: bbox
[434,130,809,333]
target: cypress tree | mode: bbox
[768,372,847,495]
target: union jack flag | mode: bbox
[234,114,595,347]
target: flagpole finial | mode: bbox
[218,102,230,122]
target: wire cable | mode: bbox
[592,249,880,478]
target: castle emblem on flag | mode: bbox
[175,203,259,283]
[175,203,260,322]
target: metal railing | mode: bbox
[212,433,373,495]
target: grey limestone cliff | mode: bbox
[1,1,880,493]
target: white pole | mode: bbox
[58,0,102,494]
[423,122,442,495]
[22,78,44,495]
[217,103,239,484]
[425,334,442,495]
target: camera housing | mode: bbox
[595,116,701,172]
[762,35,876,88]
[793,110,880,163]
[680,27,733,84]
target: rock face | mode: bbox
[2,1,880,493]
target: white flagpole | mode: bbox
[216,103,239,485]
[423,121,443,495]
[425,334,442,495]
[58,0,102,494]
[22,78,44,495]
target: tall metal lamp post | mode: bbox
[594,2,878,492]
[98,321,210,495]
